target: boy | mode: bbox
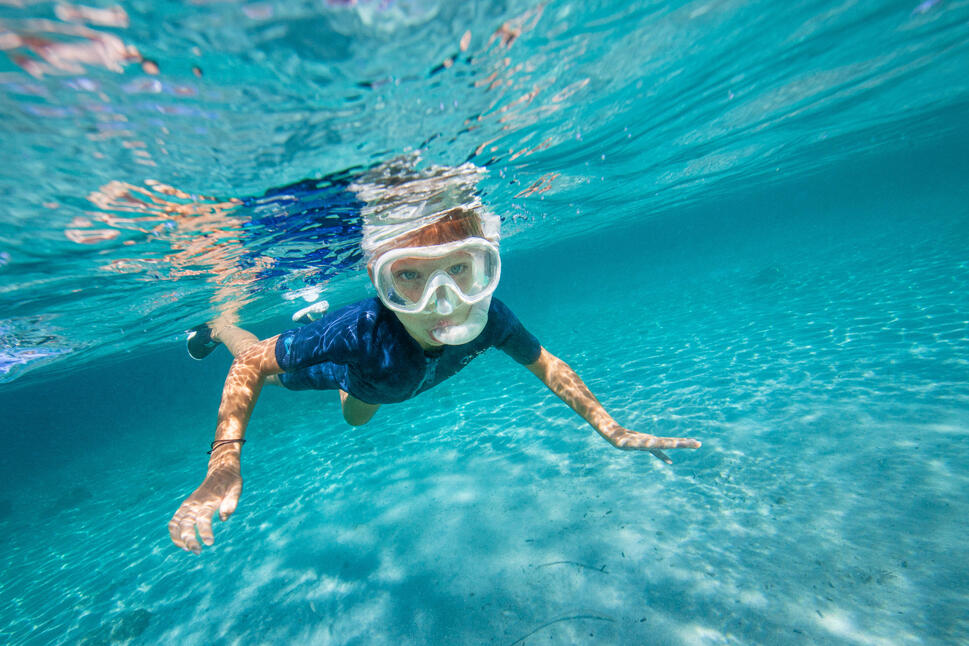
[169,164,700,555]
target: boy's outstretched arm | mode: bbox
[169,335,281,554]
[525,347,701,464]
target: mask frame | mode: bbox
[372,238,501,314]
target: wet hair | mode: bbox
[367,207,486,269]
[388,207,483,247]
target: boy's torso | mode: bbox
[273,297,539,404]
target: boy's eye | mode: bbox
[395,269,420,281]
[448,263,469,276]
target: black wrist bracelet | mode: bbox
[207,439,246,454]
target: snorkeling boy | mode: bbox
[169,163,700,554]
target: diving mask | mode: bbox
[372,238,501,315]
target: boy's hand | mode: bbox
[607,428,701,465]
[169,465,243,554]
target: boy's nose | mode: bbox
[432,286,456,315]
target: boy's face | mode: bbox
[386,250,476,347]
[368,237,500,349]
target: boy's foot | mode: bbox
[292,300,329,325]
[186,324,221,360]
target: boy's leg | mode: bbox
[212,321,282,386]
[339,390,380,426]
[211,322,259,357]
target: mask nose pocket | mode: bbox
[432,286,456,315]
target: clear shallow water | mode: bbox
[2,1,969,645]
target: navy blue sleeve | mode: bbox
[489,298,542,365]
[274,302,376,372]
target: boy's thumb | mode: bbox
[219,486,240,521]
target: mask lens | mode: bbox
[389,251,474,303]
[375,240,500,313]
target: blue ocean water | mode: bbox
[1,1,968,644]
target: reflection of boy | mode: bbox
[169,164,700,555]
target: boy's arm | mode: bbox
[169,335,281,554]
[525,347,700,464]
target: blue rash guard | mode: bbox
[274,296,542,404]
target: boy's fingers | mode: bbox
[167,516,185,549]
[169,499,215,553]
[615,432,701,453]
[178,517,202,554]
[647,436,700,450]
[169,509,196,551]
[197,506,217,546]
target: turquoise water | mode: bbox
[2,1,969,644]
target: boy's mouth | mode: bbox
[428,318,457,342]
[429,311,467,327]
